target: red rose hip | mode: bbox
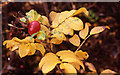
[28,21,41,35]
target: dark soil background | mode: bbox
[2,2,120,75]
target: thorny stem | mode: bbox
[75,35,91,52]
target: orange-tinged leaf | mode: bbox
[60,63,77,74]
[51,28,66,41]
[19,43,30,58]
[41,16,49,27]
[79,22,90,39]
[28,43,36,55]
[66,17,83,31]
[50,38,63,44]
[35,43,45,56]
[90,26,110,35]
[75,50,89,60]
[57,21,74,35]
[72,7,89,16]
[69,34,80,46]
[100,69,116,75]
[85,62,96,72]
[39,53,61,73]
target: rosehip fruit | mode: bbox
[28,21,41,35]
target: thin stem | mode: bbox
[75,35,91,52]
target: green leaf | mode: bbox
[37,30,46,40]
[20,17,26,23]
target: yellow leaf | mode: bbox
[6,40,19,48]
[51,13,61,28]
[66,17,83,31]
[90,26,110,35]
[79,22,90,39]
[56,50,85,70]
[75,50,89,60]
[23,36,34,43]
[13,36,34,43]
[50,38,63,44]
[57,21,74,35]
[28,43,36,55]
[85,62,96,72]
[3,40,10,45]
[49,11,58,21]
[72,7,89,16]
[100,69,116,75]
[69,34,80,46]
[41,16,49,27]
[60,63,77,74]
[50,10,76,28]
[51,28,66,41]
[35,43,45,56]
[41,25,49,36]
[35,14,42,21]
[26,9,41,23]
[69,62,80,71]
[11,45,19,51]
[39,53,61,73]
[19,43,30,58]
[12,37,22,42]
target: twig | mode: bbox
[13,15,28,28]
[75,35,91,52]
[87,2,97,9]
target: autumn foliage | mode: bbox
[3,7,115,75]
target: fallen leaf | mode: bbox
[85,62,96,72]
[100,69,116,75]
